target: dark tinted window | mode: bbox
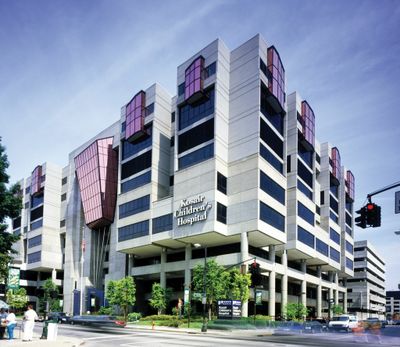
[298,141,313,168]
[204,62,216,78]
[260,171,285,205]
[152,214,173,234]
[62,177,68,185]
[297,180,312,200]
[119,195,150,219]
[330,195,338,214]
[61,193,66,201]
[260,81,284,135]
[121,150,152,180]
[30,219,43,231]
[260,118,283,158]
[217,172,227,195]
[316,238,329,256]
[13,216,21,229]
[330,228,340,245]
[121,171,151,194]
[330,247,340,262]
[118,220,149,241]
[179,143,213,169]
[121,126,152,160]
[346,240,353,254]
[178,118,214,154]
[28,235,42,248]
[297,160,313,188]
[260,201,285,232]
[31,192,44,209]
[260,143,283,174]
[217,203,227,224]
[298,202,314,226]
[27,251,41,264]
[179,87,215,130]
[30,205,43,221]
[298,226,314,248]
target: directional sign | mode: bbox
[7,268,20,289]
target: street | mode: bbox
[28,322,400,347]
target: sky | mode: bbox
[1,0,399,289]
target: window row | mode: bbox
[260,201,285,232]
[178,143,214,170]
[28,235,42,248]
[121,171,151,194]
[121,150,152,180]
[260,170,285,205]
[119,195,150,219]
[298,202,314,226]
[118,220,150,242]
[178,118,214,154]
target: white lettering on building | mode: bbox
[175,194,212,226]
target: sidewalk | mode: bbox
[2,336,82,347]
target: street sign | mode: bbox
[7,268,20,289]
[217,299,242,319]
[256,290,262,305]
[192,292,202,300]
[395,191,400,214]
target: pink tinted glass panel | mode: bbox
[30,165,42,196]
[267,46,285,109]
[346,170,355,200]
[74,137,117,228]
[185,56,204,100]
[301,101,315,147]
[125,91,145,140]
[331,147,341,180]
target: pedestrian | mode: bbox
[5,309,17,340]
[0,308,7,339]
[22,304,38,341]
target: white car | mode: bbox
[328,315,358,332]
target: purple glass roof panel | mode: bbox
[301,101,315,148]
[185,56,205,102]
[74,137,118,229]
[346,170,355,200]
[331,147,341,180]
[30,165,42,196]
[125,91,146,142]
[267,46,285,109]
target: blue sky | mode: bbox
[1,0,399,289]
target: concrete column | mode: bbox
[328,272,334,319]
[51,268,57,282]
[334,273,339,306]
[269,270,276,319]
[268,245,276,319]
[240,232,249,317]
[184,244,192,289]
[160,248,167,289]
[300,260,307,319]
[316,266,322,318]
[281,250,288,319]
[269,245,275,262]
[343,278,348,313]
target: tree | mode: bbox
[149,282,171,315]
[224,268,251,303]
[106,276,136,322]
[284,302,308,321]
[0,137,22,285]
[193,260,227,320]
[42,278,61,312]
[332,304,343,315]
[6,288,27,310]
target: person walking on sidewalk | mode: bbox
[22,305,38,341]
[0,308,7,339]
[5,309,17,340]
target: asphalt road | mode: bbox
[30,322,400,347]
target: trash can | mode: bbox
[47,322,58,341]
[40,319,58,340]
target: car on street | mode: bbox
[328,315,358,332]
[312,318,328,331]
[48,312,69,323]
[274,321,303,334]
[69,315,126,327]
[302,321,324,333]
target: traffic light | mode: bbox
[366,203,381,228]
[355,206,367,229]
[249,261,262,287]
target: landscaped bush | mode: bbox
[128,312,142,322]
[165,319,179,327]
[98,306,113,315]
[141,314,176,321]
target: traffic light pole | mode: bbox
[366,181,400,202]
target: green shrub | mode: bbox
[141,314,175,321]
[98,306,113,315]
[165,319,179,327]
[128,312,142,322]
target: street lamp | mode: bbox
[194,243,207,332]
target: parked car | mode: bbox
[69,315,126,327]
[328,315,358,332]
[313,318,328,331]
[47,312,69,323]
[303,321,324,334]
[275,321,303,334]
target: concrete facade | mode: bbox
[10,34,362,318]
[347,240,386,320]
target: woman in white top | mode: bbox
[23,305,38,341]
[6,309,16,340]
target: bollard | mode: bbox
[152,320,155,330]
